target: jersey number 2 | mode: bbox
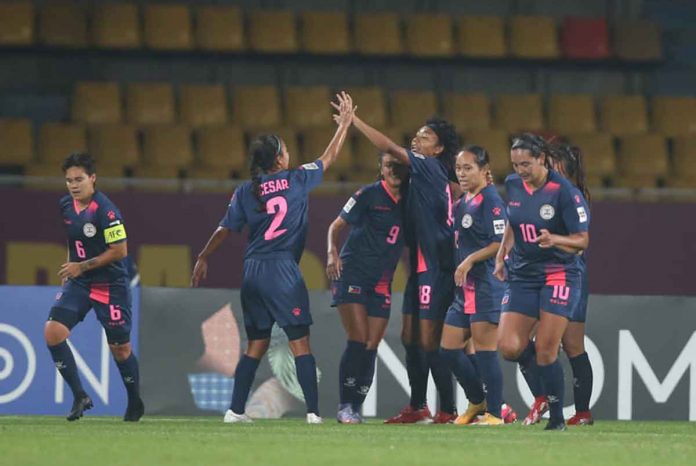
[264,196,288,240]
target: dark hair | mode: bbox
[551,143,591,202]
[249,134,282,211]
[62,152,96,175]
[425,117,459,174]
[510,133,552,169]
[459,144,490,168]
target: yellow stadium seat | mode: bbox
[615,134,667,188]
[442,93,491,132]
[179,84,228,128]
[301,127,354,168]
[143,4,193,50]
[39,3,87,48]
[549,95,597,134]
[354,13,403,55]
[565,133,616,186]
[233,85,282,129]
[404,14,454,57]
[195,125,246,173]
[0,119,33,165]
[143,125,193,168]
[88,125,139,169]
[652,96,696,137]
[601,95,648,136]
[457,16,505,58]
[346,87,388,127]
[509,16,559,59]
[668,136,696,188]
[248,10,298,53]
[495,94,544,133]
[126,83,175,126]
[300,11,349,54]
[131,165,182,192]
[38,123,87,164]
[0,2,34,46]
[92,3,141,49]
[23,163,66,191]
[460,129,511,180]
[354,127,404,172]
[285,86,332,129]
[390,90,438,132]
[614,20,662,61]
[72,82,123,125]
[195,5,244,52]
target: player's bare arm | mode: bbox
[192,226,231,287]
[58,241,127,280]
[326,216,347,281]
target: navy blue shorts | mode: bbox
[48,279,132,345]
[444,277,501,329]
[402,266,454,321]
[570,270,589,323]
[241,258,312,336]
[501,270,581,320]
[331,277,391,319]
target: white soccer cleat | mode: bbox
[306,413,323,424]
[223,409,252,423]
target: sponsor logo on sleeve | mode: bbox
[577,206,588,223]
[413,152,425,159]
[108,220,121,226]
[83,223,97,238]
[343,197,356,213]
[493,219,506,235]
[539,204,555,220]
[104,224,127,243]
[301,162,319,170]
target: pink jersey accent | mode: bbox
[417,245,428,273]
[89,283,110,304]
[544,267,567,286]
[380,180,399,204]
[87,200,99,215]
[543,181,561,192]
[464,278,477,315]
[375,278,391,297]
[521,181,535,196]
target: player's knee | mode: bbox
[44,321,69,346]
[498,339,523,361]
[562,339,585,359]
[535,342,559,365]
[109,343,132,361]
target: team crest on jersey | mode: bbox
[539,204,555,220]
[461,214,473,229]
[83,223,97,238]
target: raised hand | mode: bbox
[331,91,356,126]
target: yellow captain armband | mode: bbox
[104,224,127,244]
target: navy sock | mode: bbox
[516,341,544,397]
[295,354,319,415]
[539,360,564,423]
[404,344,428,408]
[439,348,485,405]
[569,352,593,412]
[426,350,455,413]
[230,355,260,414]
[476,351,503,418]
[115,353,140,402]
[338,340,367,405]
[467,353,480,378]
[48,341,86,399]
[353,349,377,410]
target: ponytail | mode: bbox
[249,134,282,211]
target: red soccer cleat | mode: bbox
[501,403,518,424]
[522,396,549,426]
[431,411,458,424]
[384,405,432,424]
[567,411,594,426]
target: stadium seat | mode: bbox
[270,127,299,165]
[248,10,298,53]
[179,84,229,128]
[600,95,648,136]
[195,5,244,52]
[561,17,610,60]
[390,90,438,132]
[131,165,182,192]
[92,3,141,49]
[126,83,176,126]
[509,16,559,59]
[442,93,491,132]
[23,163,68,191]
[39,3,87,48]
[301,127,354,168]
[0,2,34,46]
[38,123,87,164]
[615,134,668,188]
[195,125,246,173]
[404,14,454,57]
[142,125,193,168]
[651,96,696,137]
[72,82,123,125]
[456,16,506,58]
[143,4,193,50]
[346,87,388,127]
[0,119,33,166]
[495,94,544,133]
[668,136,696,188]
[548,95,597,134]
[353,13,403,55]
[565,133,616,187]
[233,85,282,129]
[285,86,332,129]
[300,11,349,54]
[614,19,662,61]
[88,124,139,169]
[460,129,511,180]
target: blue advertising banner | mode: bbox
[0,285,140,415]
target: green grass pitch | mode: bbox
[1,416,695,466]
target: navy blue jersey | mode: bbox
[220,160,324,261]
[570,186,590,277]
[505,170,590,279]
[59,191,128,285]
[454,184,507,282]
[338,180,404,286]
[406,151,457,270]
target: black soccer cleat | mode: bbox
[544,419,567,431]
[123,398,145,422]
[67,395,93,421]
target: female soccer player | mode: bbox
[494,133,590,431]
[347,108,460,424]
[326,152,408,423]
[45,153,143,422]
[191,92,354,424]
[440,146,507,425]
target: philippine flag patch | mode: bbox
[348,285,362,294]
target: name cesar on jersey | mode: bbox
[260,179,290,196]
